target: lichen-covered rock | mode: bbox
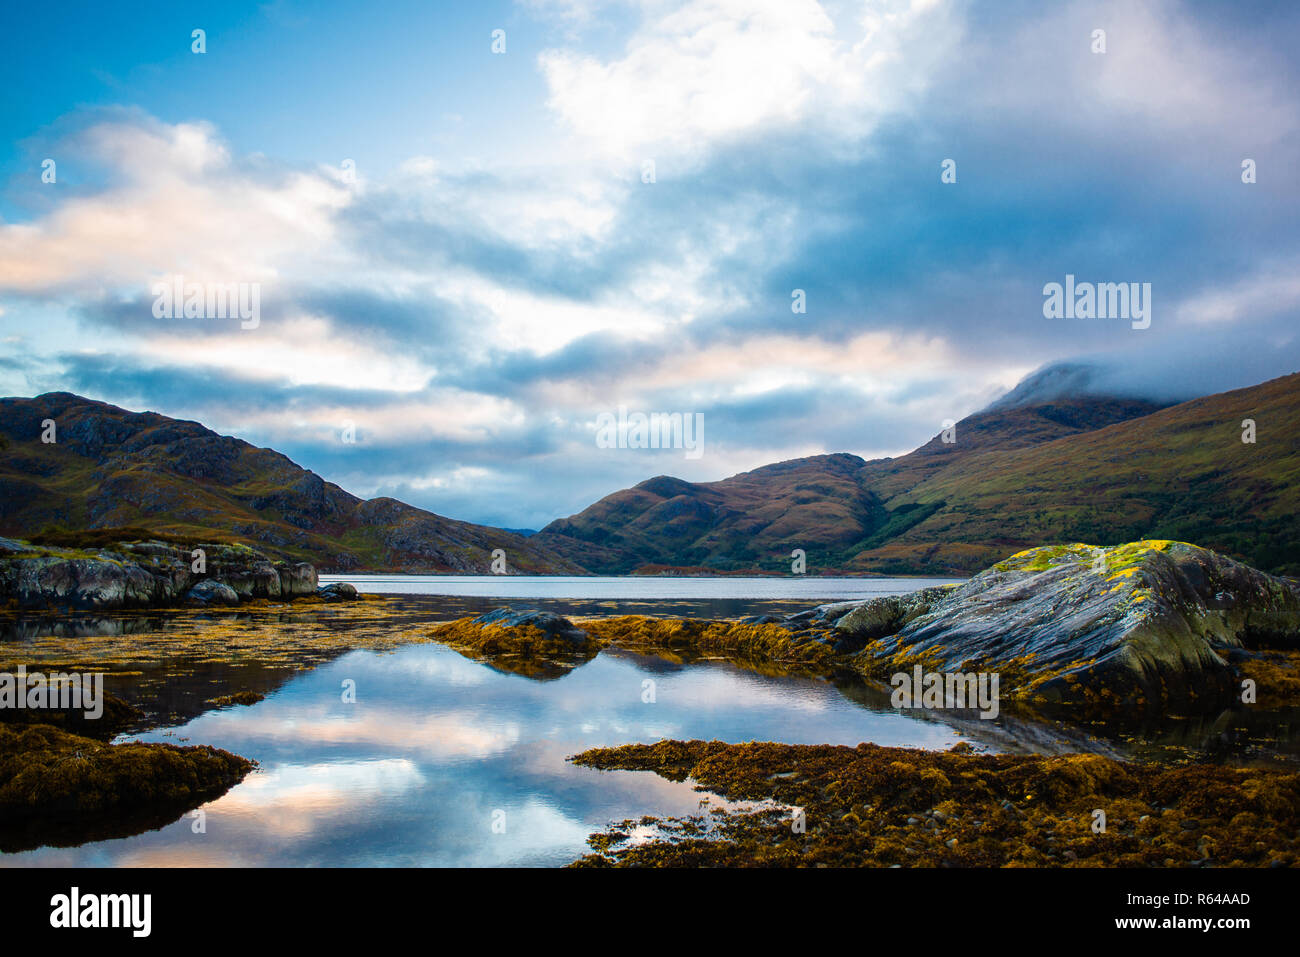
[853,541,1300,710]
[0,556,159,610]
[203,545,282,599]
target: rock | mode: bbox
[205,546,282,599]
[277,562,318,597]
[469,608,589,646]
[854,541,1300,711]
[185,579,240,606]
[317,582,359,602]
[0,537,322,610]
[832,586,954,641]
[810,600,862,623]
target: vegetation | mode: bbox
[0,722,252,852]
[571,740,1300,867]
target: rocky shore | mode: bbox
[433,541,1300,715]
[0,536,361,609]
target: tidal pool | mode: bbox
[2,640,970,867]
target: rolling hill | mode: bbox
[535,371,1300,576]
[0,392,584,574]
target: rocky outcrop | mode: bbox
[0,538,327,610]
[846,541,1300,710]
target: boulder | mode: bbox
[317,582,359,602]
[0,538,321,609]
[185,579,240,606]
[277,561,318,597]
[853,541,1300,710]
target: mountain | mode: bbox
[535,370,1300,576]
[0,393,583,574]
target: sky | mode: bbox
[2,0,1299,530]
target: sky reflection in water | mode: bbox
[4,642,964,867]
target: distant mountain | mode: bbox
[535,371,1300,577]
[0,393,584,574]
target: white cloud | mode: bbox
[538,0,962,162]
[0,119,352,294]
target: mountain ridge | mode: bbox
[534,372,1300,576]
[0,391,584,574]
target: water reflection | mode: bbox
[2,643,964,867]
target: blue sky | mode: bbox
[2,0,1299,529]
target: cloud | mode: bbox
[3,1,1300,529]
[0,111,351,295]
[538,0,962,162]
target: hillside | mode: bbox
[0,393,584,574]
[535,373,1300,576]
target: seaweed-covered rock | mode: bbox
[0,690,142,740]
[470,608,591,646]
[854,541,1300,710]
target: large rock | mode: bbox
[0,556,161,610]
[203,545,282,599]
[851,541,1300,709]
[0,538,321,610]
[277,561,318,597]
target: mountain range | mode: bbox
[1,366,1296,576]
[534,369,1300,576]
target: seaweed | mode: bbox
[571,739,1300,868]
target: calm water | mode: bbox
[319,574,963,600]
[3,641,969,867]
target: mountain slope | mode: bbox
[0,393,584,574]
[536,373,1300,576]
[867,372,1300,575]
